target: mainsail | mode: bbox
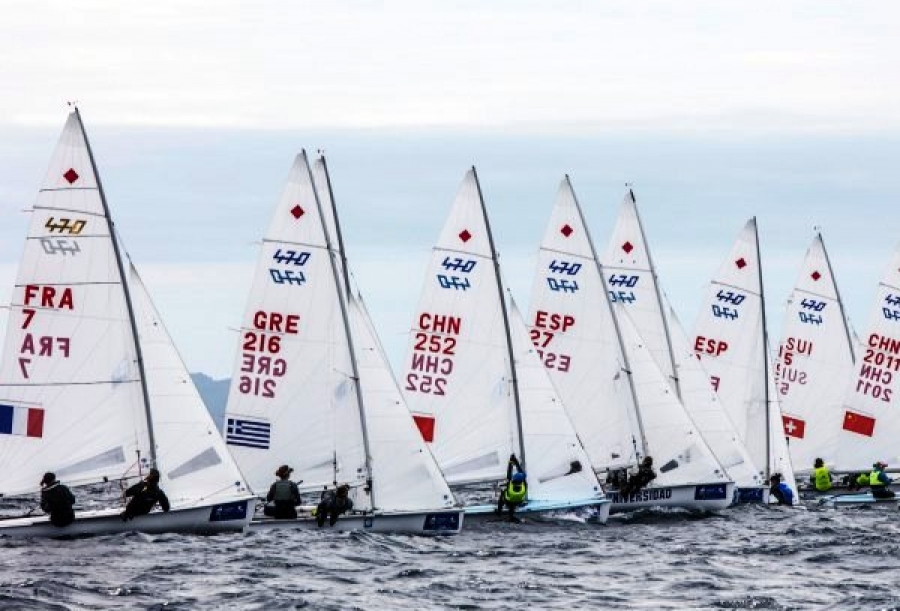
[775,234,857,472]
[691,218,797,497]
[832,245,900,470]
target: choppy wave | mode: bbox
[2,502,900,610]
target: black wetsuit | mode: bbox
[122,481,171,520]
[40,482,75,527]
[619,464,656,497]
[316,490,353,527]
[267,479,301,519]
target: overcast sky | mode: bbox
[1,2,899,377]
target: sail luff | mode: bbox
[74,108,157,468]
[629,189,682,401]
[471,167,526,470]
[305,151,376,507]
[568,177,648,458]
[820,233,857,365]
[752,218,772,480]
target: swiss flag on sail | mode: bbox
[412,414,435,443]
[842,410,876,437]
[782,415,806,439]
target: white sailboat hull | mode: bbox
[608,482,735,513]
[464,497,611,524]
[249,508,464,535]
[0,498,254,538]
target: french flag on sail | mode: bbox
[0,404,45,438]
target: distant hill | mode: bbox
[191,373,230,430]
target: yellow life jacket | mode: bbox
[505,481,527,503]
[856,473,870,486]
[813,466,832,492]
[870,470,885,487]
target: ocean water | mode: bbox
[1,501,899,610]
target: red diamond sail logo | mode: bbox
[290,205,305,219]
[622,241,634,254]
[63,168,79,184]
[560,224,573,238]
[735,257,747,269]
[459,229,472,243]
[811,271,821,281]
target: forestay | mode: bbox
[527,178,641,472]
[0,112,149,496]
[776,234,856,472]
[402,170,517,485]
[833,245,900,470]
[223,153,368,503]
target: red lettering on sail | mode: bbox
[694,336,728,356]
[23,285,74,310]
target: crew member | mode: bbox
[810,458,832,492]
[266,465,301,519]
[40,472,75,527]
[496,454,528,522]
[316,484,353,527]
[619,456,656,497]
[122,468,170,521]
[769,473,795,505]
[869,461,896,499]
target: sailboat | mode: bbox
[0,110,254,537]
[818,243,900,508]
[775,233,857,476]
[691,218,798,504]
[222,152,463,534]
[402,168,609,522]
[602,189,764,499]
[528,178,733,513]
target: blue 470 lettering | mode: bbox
[883,294,900,322]
[712,304,739,320]
[716,290,745,305]
[437,256,477,291]
[269,249,310,286]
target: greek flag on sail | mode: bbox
[225,417,271,449]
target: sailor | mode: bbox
[266,465,301,519]
[496,454,528,522]
[316,484,354,527]
[869,462,896,499]
[847,471,870,491]
[810,458,833,492]
[619,456,657,497]
[769,473,794,505]
[39,472,75,527]
[121,468,171,521]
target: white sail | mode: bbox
[506,299,603,501]
[526,179,641,471]
[667,307,765,488]
[346,292,455,511]
[602,189,760,487]
[615,306,730,486]
[692,218,797,494]
[833,245,900,470]
[775,234,857,472]
[129,266,250,505]
[0,112,149,496]
[401,170,516,485]
[223,153,368,502]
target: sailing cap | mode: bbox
[276,465,293,477]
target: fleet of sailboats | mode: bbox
[0,110,891,536]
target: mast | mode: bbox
[75,107,157,468]
[630,188,682,400]
[819,233,857,364]
[319,155,353,298]
[472,167,527,471]
[752,217,771,480]
[306,152,375,507]
[570,176,648,459]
